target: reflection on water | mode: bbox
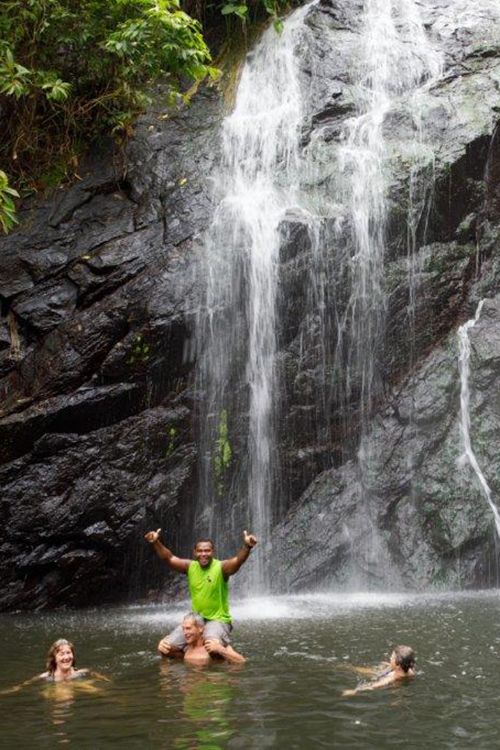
[2,591,500,748]
[177,671,234,749]
[158,662,236,749]
[42,681,101,745]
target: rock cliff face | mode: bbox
[0,89,223,609]
[1,0,500,609]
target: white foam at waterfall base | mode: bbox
[121,593,414,627]
[457,300,500,538]
[118,590,500,630]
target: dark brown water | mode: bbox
[2,591,500,748]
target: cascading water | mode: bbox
[196,7,309,590]
[197,0,447,589]
[195,0,500,593]
[337,0,443,425]
[331,0,444,582]
[457,302,500,538]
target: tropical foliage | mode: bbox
[219,0,287,32]
[0,0,215,184]
[0,0,296,231]
[0,170,19,234]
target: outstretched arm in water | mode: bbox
[1,669,111,695]
[0,675,43,695]
[221,530,258,579]
[336,663,389,678]
[342,671,398,696]
[342,663,415,697]
[144,528,191,573]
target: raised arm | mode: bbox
[144,529,191,573]
[221,530,258,579]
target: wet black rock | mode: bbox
[2,2,500,609]
[0,86,222,610]
[0,404,198,610]
[272,294,500,591]
[12,278,79,333]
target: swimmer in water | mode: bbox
[1,639,107,694]
[181,613,246,666]
[39,639,89,682]
[342,645,415,697]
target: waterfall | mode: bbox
[197,7,309,590]
[195,0,498,592]
[457,302,500,538]
[337,0,443,423]
[196,0,445,589]
[331,0,443,582]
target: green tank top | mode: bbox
[187,558,232,623]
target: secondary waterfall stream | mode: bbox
[458,302,500,538]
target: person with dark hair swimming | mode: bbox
[342,645,416,696]
[144,528,257,660]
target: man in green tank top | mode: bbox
[144,528,257,658]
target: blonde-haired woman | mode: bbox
[1,639,93,694]
[39,639,89,682]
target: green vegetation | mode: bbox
[165,426,177,457]
[0,0,297,231]
[219,0,286,32]
[0,170,19,233]
[0,0,215,194]
[214,409,232,494]
[127,334,151,365]
[182,0,294,33]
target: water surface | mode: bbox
[2,591,500,748]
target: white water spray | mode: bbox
[458,301,500,538]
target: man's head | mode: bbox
[391,645,415,673]
[182,613,205,646]
[193,538,215,568]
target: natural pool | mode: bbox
[2,591,500,748]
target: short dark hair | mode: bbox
[194,538,215,549]
[393,645,415,673]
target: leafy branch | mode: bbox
[0,0,215,205]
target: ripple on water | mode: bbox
[2,590,500,748]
